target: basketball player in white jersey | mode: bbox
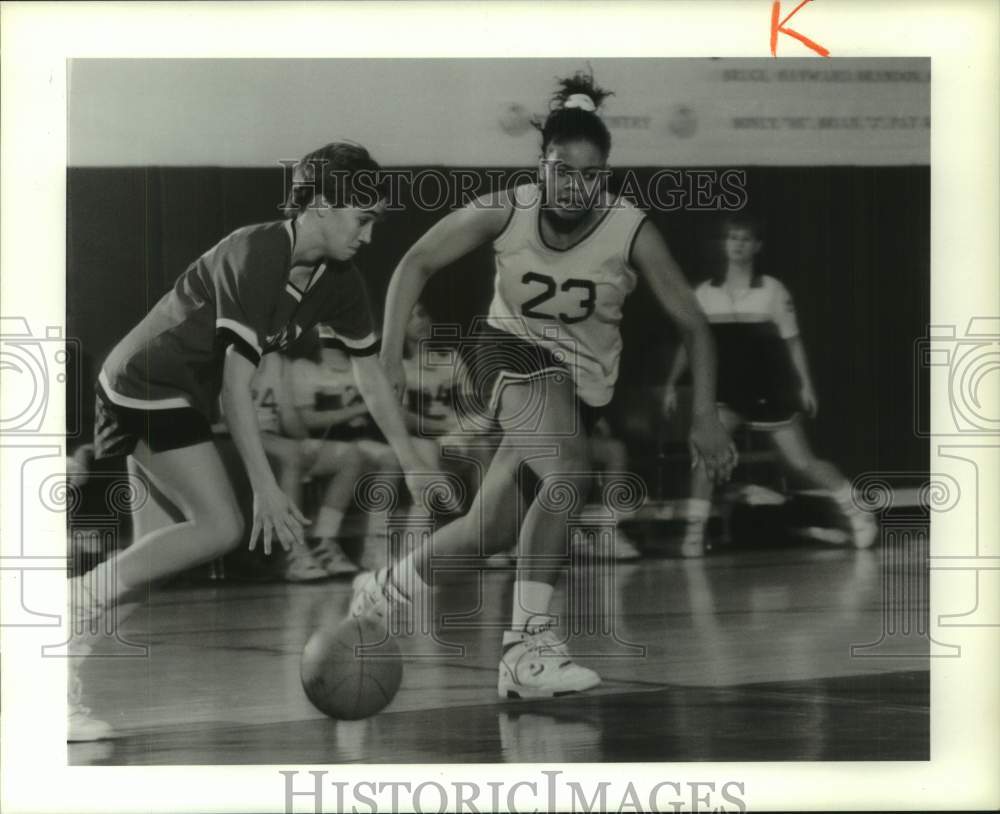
[352,71,736,699]
[665,215,878,555]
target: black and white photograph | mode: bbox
[1,3,997,813]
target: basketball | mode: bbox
[300,616,403,720]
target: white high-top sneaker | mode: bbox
[848,510,879,549]
[69,667,114,742]
[309,538,359,577]
[498,616,601,700]
[349,569,413,624]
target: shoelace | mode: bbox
[525,627,570,659]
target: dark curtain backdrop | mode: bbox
[67,166,929,480]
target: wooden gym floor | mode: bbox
[69,539,929,765]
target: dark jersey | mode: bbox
[99,220,377,418]
[694,274,801,421]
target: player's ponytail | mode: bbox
[534,68,615,159]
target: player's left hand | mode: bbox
[689,412,738,484]
[800,384,818,419]
[249,486,310,555]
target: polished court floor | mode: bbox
[70,540,929,765]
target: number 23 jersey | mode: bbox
[487,184,647,407]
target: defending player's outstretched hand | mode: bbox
[249,485,310,555]
[688,413,738,484]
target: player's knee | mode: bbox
[200,506,245,553]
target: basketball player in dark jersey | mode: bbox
[69,143,441,740]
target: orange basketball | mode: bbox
[300,616,402,720]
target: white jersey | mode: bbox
[289,355,370,432]
[218,352,283,434]
[487,184,647,406]
[694,275,799,339]
[403,348,466,430]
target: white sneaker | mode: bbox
[284,545,329,582]
[849,511,879,549]
[498,616,601,699]
[349,569,410,624]
[679,523,706,558]
[309,538,359,577]
[68,666,113,742]
[613,530,641,561]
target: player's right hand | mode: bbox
[249,486,309,555]
[689,412,738,485]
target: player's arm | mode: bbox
[630,220,736,482]
[275,356,310,440]
[662,344,689,418]
[352,354,455,510]
[221,349,307,552]
[381,193,512,392]
[772,279,817,417]
[786,337,818,418]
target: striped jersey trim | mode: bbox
[487,367,567,415]
[216,318,261,354]
[98,370,193,410]
[335,331,379,351]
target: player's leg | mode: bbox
[495,373,602,698]
[680,406,743,557]
[349,437,525,616]
[767,418,877,548]
[354,439,406,567]
[261,434,327,582]
[69,440,245,741]
[586,434,640,561]
[300,439,364,576]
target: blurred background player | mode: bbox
[664,214,878,557]
[69,142,441,741]
[401,301,499,498]
[584,416,642,560]
[215,349,362,581]
[288,327,440,569]
[352,70,735,700]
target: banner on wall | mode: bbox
[70,58,929,167]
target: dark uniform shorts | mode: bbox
[94,383,214,460]
[462,325,603,435]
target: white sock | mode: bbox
[684,499,711,539]
[510,580,555,632]
[687,498,712,522]
[311,507,344,540]
[831,484,858,514]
